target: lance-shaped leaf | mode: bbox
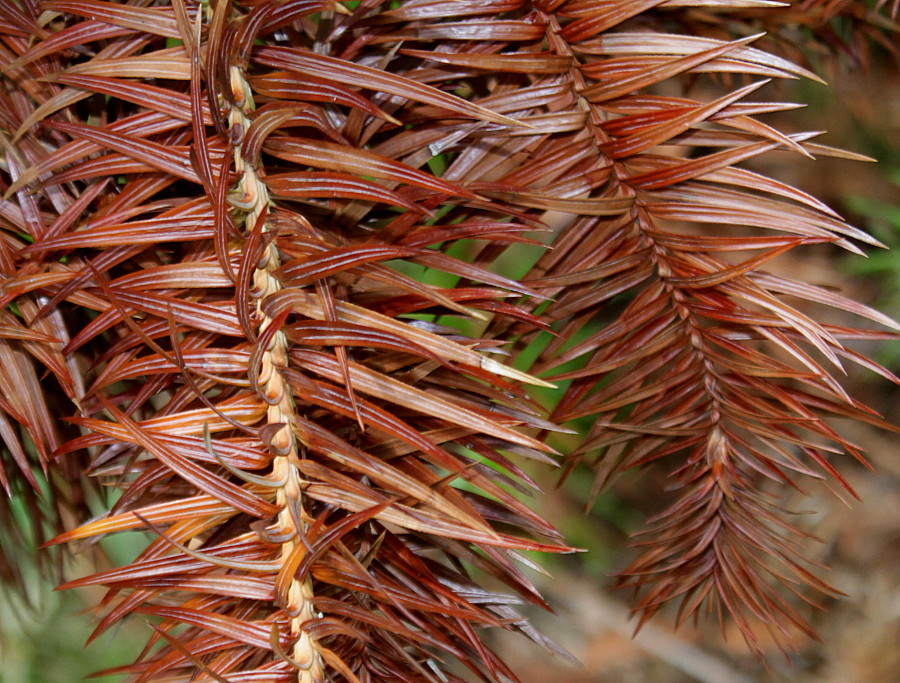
[253,47,527,127]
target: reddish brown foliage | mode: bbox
[0,0,897,680]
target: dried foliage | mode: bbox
[0,0,897,681]
[672,0,900,67]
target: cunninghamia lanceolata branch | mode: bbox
[225,49,327,678]
[0,0,897,680]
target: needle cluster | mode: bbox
[0,1,897,680]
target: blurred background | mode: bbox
[1,14,898,683]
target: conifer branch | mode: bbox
[0,0,896,680]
